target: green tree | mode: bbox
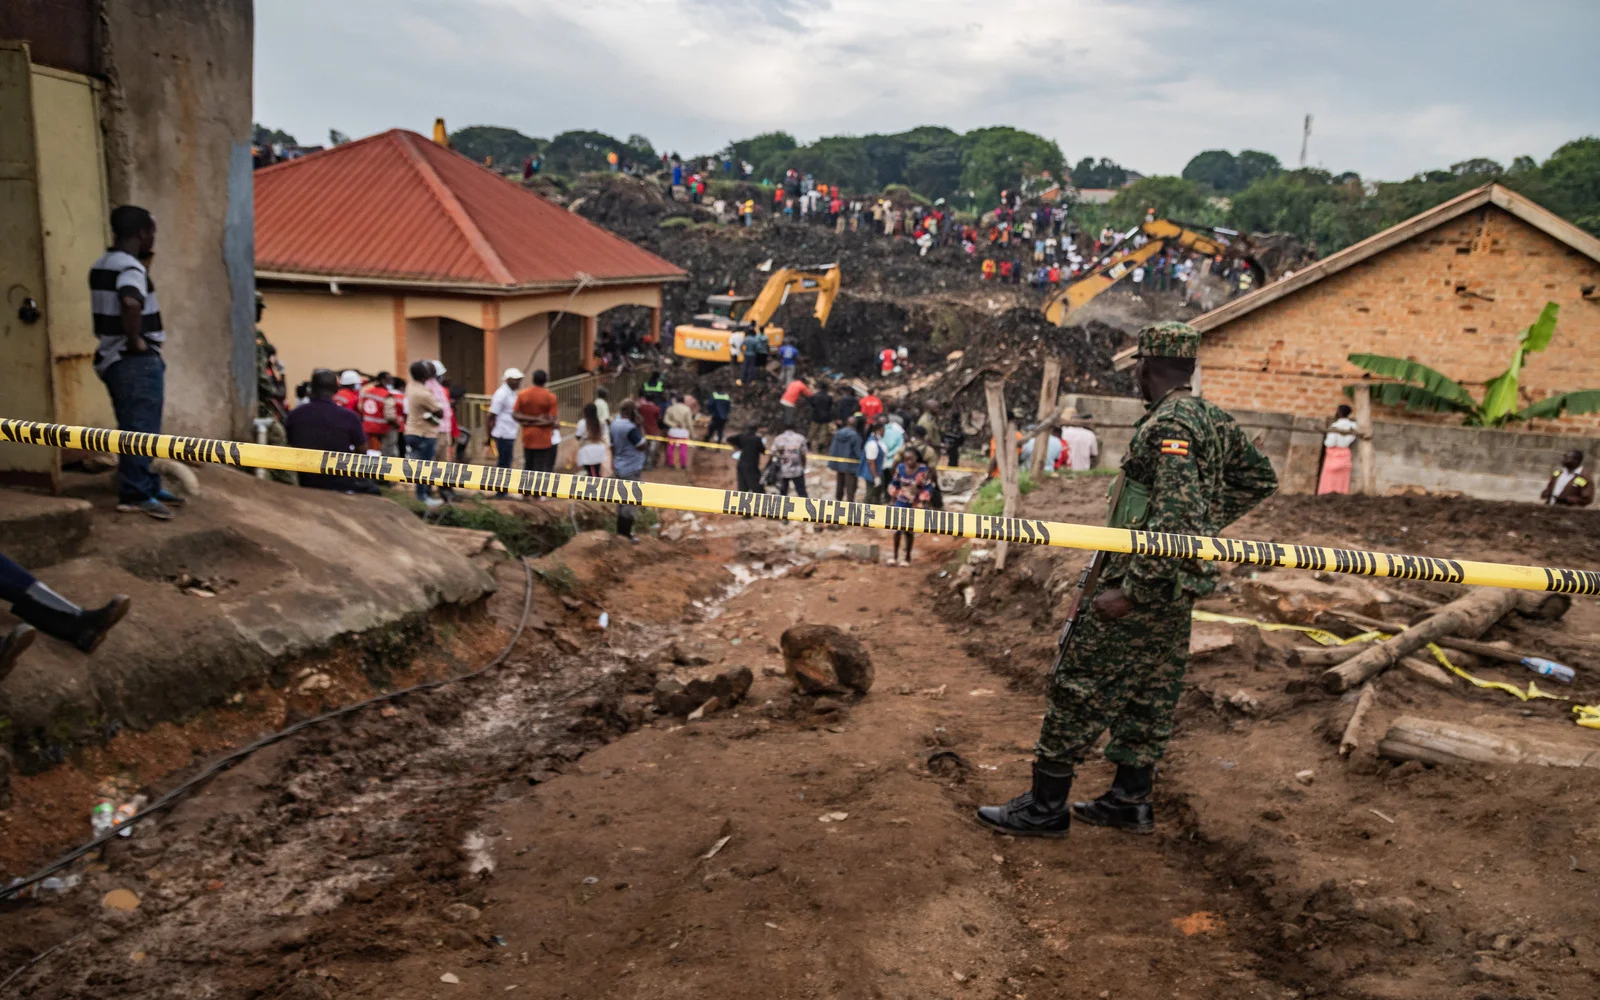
[1346,303,1600,425]
[449,125,547,167]
[1229,168,1366,245]
[905,145,964,202]
[1071,156,1127,188]
[1108,176,1212,223]
[543,129,629,174]
[961,127,1065,207]
[252,122,296,147]
[625,133,656,162]
[1235,150,1282,188]
[1516,137,1600,233]
[1182,150,1239,192]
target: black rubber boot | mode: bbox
[1071,764,1155,834]
[0,624,35,683]
[11,584,131,654]
[976,761,1074,838]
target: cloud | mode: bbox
[255,0,1600,179]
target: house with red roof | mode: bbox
[254,128,684,393]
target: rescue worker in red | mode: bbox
[333,370,363,413]
[358,370,401,455]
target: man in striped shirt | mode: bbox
[90,206,179,520]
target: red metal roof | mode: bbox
[255,129,685,290]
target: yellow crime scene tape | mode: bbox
[555,420,992,474]
[5,418,1600,598]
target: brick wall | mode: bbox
[1197,205,1600,434]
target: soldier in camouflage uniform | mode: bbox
[254,293,297,485]
[979,321,1277,837]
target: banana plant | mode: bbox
[1345,303,1599,426]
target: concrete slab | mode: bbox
[0,492,93,569]
[0,466,495,763]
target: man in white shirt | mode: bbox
[1541,449,1594,507]
[487,368,523,496]
[1060,420,1100,472]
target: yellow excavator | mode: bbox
[1042,219,1264,326]
[673,264,841,365]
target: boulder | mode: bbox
[780,624,874,695]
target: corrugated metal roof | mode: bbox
[255,129,685,290]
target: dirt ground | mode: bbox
[3,461,1598,999]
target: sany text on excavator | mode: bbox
[1041,219,1264,326]
[673,264,841,365]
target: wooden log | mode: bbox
[1339,682,1377,757]
[1516,591,1571,621]
[1353,384,1377,496]
[1378,715,1600,769]
[1289,644,1363,667]
[1028,356,1063,482]
[1320,588,1521,693]
[1398,655,1455,688]
[984,376,1021,571]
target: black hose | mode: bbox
[0,558,535,903]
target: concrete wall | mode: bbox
[100,0,255,439]
[1061,391,1596,503]
[259,289,399,389]
[500,313,549,378]
[1197,205,1600,435]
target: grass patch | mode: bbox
[534,561,579,594]
[968,470,1040,516]
[395,496,551,557]
[658,215,694,228]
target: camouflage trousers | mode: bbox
[1034,582,1194,769]
[261,416,297,486]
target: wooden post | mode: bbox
[1029,355,1062,481]
[984,375,1021,570]
[1353,384,1377,495]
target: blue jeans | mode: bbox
[100,352,165,503]
[493,436,516,495]
[0,553,37,604]
[404,434,435,501]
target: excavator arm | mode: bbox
[742,264,841,330]
[1042,220,1258,326]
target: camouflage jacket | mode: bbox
[256,329,287,420]
[1105,388,1278,604]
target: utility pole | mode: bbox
[1299,114,1313,168]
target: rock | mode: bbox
[668,641,711,667]
[1359,896,1422,941]
[440,971,461,984]
[845,543,880,563]
[103,888,142,911]
[653,668,754,717]
[442,903,481,924]
[780,624,875,695]
[1469,954,1519,983]
[1243,575,1385,625]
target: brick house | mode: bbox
[1191,184,1600,435]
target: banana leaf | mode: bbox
[1517,389,1600,422]
[1345,354,1477,409]
[1522,302,1561,354]
[1481,302,1561,424]
[1344,380,1477,414]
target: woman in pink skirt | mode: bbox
[1317,404,1358,495]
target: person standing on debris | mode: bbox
[778,340,800,383]
[886,446,933,566]
[858,389,884,423]
[705,388,733,444]
[772,424,809,497]
[90,205,182,520]
[750,327,771,380]
[574,401,610,477]
[1540,449,1594,507]
[732,423,767,494]
[610,400,647,542]
[808,382,835,452]
[1317,404,1358,495]
[514,369,560,475]
[834,385,859,423]
[486,367,524,495]
[0,553,131,682]
[636,392,664,468]
[827,417,865,502]
[663,394,695,469]
[334,370,363,412]
[642,371,667,409]
[978,322,1277,838]
[880,346,896,376]
[779,376,813,414]
[916,402,941,465]
[941,407,966,471]
[593,386,611,426]
[879,415,905,495]
[860,420,886,504]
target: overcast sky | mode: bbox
[256,0,1598,181]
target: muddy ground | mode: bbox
[2,460,1598,999]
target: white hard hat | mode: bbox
[504,367,525,380]
[338,369,361,386]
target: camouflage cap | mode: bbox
[1135,321,1201,359]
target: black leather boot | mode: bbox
[976,761,1074,837]
[11,584,131,654]
[1071,764,1155,834]
[0,624,35,683]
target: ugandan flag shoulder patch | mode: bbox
[1160,438,1190,457]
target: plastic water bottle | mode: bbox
[1522,657,1575,684]
[91,798,116,837]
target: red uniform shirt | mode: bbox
[333,386,360,412]
[858,394,883,421]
